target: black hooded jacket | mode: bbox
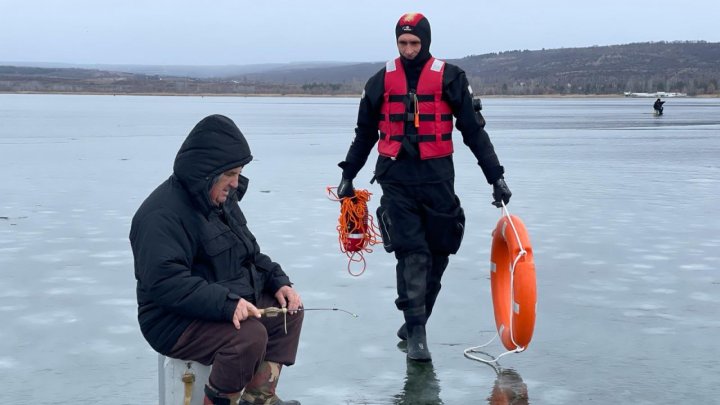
[130,114,292,354]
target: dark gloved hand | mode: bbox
[492,178,512,208]
[337,178,355,199]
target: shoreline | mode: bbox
[1,91,718,98]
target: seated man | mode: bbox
[130,114,303,405]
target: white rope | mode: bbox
[464,344,524,364]
[501,201,527,259]
[463,200,527,363]
[500,201,527,351]
[346,251,366,277]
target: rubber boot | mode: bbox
[398,255,449,340]
[406,324,431,362]
[203,384,240,405]
[238,361,301,405]
[397,323,409,341]
[397,290,439,340]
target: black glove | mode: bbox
[492,178,512,208]
[337,178,355,199]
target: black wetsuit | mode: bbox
[339,54,505,326]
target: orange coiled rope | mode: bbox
[327,187,382,276]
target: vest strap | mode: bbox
[380,113,452,122]
[389,133,452,143]
[387,94,438,103]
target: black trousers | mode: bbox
[378,180,462,325]
[167,292,303,393]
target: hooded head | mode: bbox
[395,12,432,65]
[173,114,253,211]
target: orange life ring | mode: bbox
[490,214,537,351]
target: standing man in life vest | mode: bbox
[335,12,512,362]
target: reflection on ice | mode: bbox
[642,327,675,335]
[681,263,713,271]
[689,292,720,303]
[393,359,443,405]
[83,339,128,355]
[20,311,78,325]
[0,358,18,369]
[106,325,137,334]
[489,368,529,405]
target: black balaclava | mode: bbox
[395,12,432,70]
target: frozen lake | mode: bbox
[1,94,719,404]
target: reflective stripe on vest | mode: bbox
[378,57,454,159]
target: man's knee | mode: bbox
[289,309,304,330]
[399,251,431,274]
[227,319,268,358]
[275,309,304,342]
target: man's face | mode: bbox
[209,166,243,206]
[397,33,421,60]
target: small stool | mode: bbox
[158,354,212,405]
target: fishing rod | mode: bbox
[258,306,358,334]
[259,307,358,318]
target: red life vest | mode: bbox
[378,57,454,159]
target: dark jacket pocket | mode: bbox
[200,228,243,282]
[203,229,237,256]
[376,204,394,253]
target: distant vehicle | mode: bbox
[623,91,688,98]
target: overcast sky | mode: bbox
[3,0,719,66]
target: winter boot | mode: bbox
[406,324,431,362]
[397,254,449,341]
[238,361,300,405]
[397,323,409,341]
[203,384,241,405]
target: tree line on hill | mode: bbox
[1,41,718,96]
[459,41,719,96]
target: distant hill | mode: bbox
[1,61,356,79]
[0,65,300,95]
[455,41,720,95]
[1,41,718,96]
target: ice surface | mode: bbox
[1,94,719,404]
